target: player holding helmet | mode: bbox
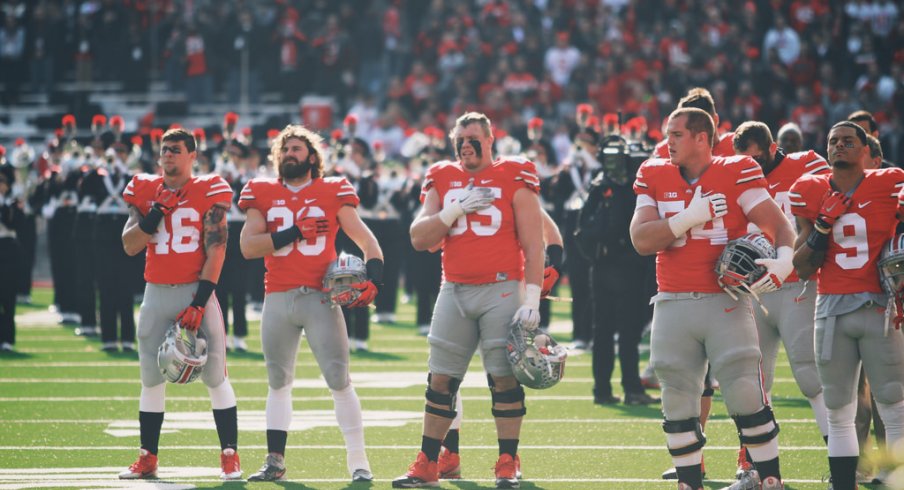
[238,124,383,483]
[119,128,241,480]
[393,112,545,489]
[630,108,795,490]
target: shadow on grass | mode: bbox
[0,350,33,359]
[350,350,405,361]
[450,480,546,490]
[228,350,266,361]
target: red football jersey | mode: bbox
[238,176,359,293]
[655,132,736,159]
[634,155,768,293]
[789,168,904,294]
[421,158,540,284]
[752,150,830,283]
[123,174,233,284]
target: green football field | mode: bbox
[0,287,892,489]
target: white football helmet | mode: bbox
[879,233,904,296]
[715,233,776,299]
[158,323,208,384]
[323,252,368,306]
[506,323,567,390]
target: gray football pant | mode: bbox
[427,280,522,379]
[138,282,228,388]
[815,304,904,409]
[755,280,822,398]
[261,288,351,391]
[651,293,767,420]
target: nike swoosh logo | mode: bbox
[724,306,738,313]
[793,296,807,303]
[305,199,317,204]
[823,203,836,212]
[177,200,188,206]
[701,190,713,197]
[501,292,514,298]
[858,201,871,208]
[769,182,781,189]
[480,179,493,184]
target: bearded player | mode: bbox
[238,124,382,483]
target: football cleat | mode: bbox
[678,484,703,490]
[392,451,439,488]
[735,448,754,480]
[624,391,661,405]
[118,449,158,479]
[719,469,760,490]
[494,453,519,489]
[352,468,374,482]
[247,453,286,482]
[438,447,461,479]
[219,448,242,480]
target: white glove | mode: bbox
[668,186,728,238]
[438,186,495,226]
[750,246,794,295]
[512,284,542,331]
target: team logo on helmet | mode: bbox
[715,232,776,300]
[506,323,567,390]
[158,323,208,384]
[879,233,904,296]
[323,252,368,306]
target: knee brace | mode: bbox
[663,418,706,456]
[732,405,780,446]
[488,374,526,418]
[425,373,461,420]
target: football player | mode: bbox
[435,209,564,482]
[238,124,382,483]
[790,121,904,488]
[119,128,241,480]
[630,108,795,490]
[653,87,735,481]
[732,120,831,474]
[392,112,544,489]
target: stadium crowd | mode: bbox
[1,0,904,488]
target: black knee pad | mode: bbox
[488,374,526,418]
[732,405,780,445]
[662,417,706,456]
[424,373,461,419]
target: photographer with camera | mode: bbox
[575,122,659,406]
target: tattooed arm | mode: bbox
[199,202,229,283]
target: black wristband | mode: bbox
[366,258,384,285]
[806,228,829,251]
[138,207,164,235]
[270,225,302,250]
[191,280,217,308]
[546,244,564,271]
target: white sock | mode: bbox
[450,394,463,430]
[827,402,859,457]
[808,392,829,438]
[139,383,166,412]
[266,385,293,431]
[875,399,904,449]
[207,379,237,410]
[331,384,370,474]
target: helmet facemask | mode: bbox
[506,322,567,390]
[323,253,368,306]
[158,323,208,384]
